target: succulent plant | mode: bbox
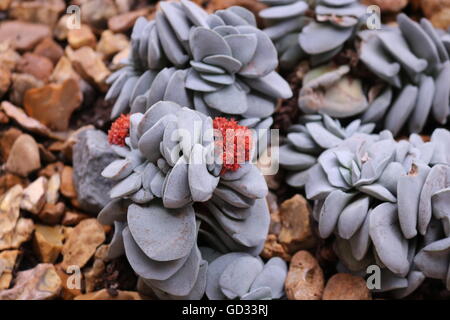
[98,102,275,299]
[304,128,450,296]
[205,253,287,300]
[279,113,375,188]
[259,0,367,68]
[105,0,292,130]
[358,14,450,135]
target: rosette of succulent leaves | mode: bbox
[258,0,367,68]
[98,102,288,300]
[279,113,375,189]
[105,0,292,132]
[302,128,450,297]
[298,13,450,136]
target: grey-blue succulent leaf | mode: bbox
[286,170,310,188]
[98,199,129,225]
[155,11,189,67]
[138,100,181,137]
[122,226,189,281]
[397,163,431,239]
[243,92,277,119]
[162,157,193,208]
[279,145,317,170]
[148,244,202,296]
[250,257,287,299]
[287,132,320,154]
[319,150,350,189]
[203,84,248,114]
[243,71,293,99]
[138,114,177,162]
[384,85,419,137]
[431,61,450,124]
[415,243,450,279]
[397,14,440,73]
[110,172,142,199]
[392,271,426,299]
[263,16,309,41]
[418,164,449,235]
[408,75,435,133]
[206,252,248,300]
[361,86,393,123]
[102,159,135,181]
[213,185,256,208]
[337,196,370,240]
[219,255,264,299]
[203,54,242,74]
[357,184,396,203]
[107,221,126,260]
[129,188,154,204]
[160,1,191,45]
[220,165,268,199]
[430,129,450,165]
[105,71,129,102]
[432,187,450,220]
[224,33,258,66]
[299,21,353,55]
[305,164,337,200]
[241,287,272,300]
[333,235,373,272]
[199,247,222,264]
[208,198,270,247]
[145,67,175,107]
[163,69,193,108]
[306,122,343,149]
[378,162,405,195]
[188,144,220,202]
[259,1,308,19]
[127,202,196,262]
[420,19,449,63]
[318,190,355,238]
[372,269,408,293]
[186,68,223,93]
[369,202,410,277]
[110,76,138,119]
[349,209,371,260]
[180,0,209,27]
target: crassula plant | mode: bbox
[106,0,292,132]
[301,128,450,296]
[98,101,280,300]
[259,0,367,68]
[358,14,450,135]
[279,113,375,188]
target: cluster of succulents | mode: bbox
[358,14,450,135]
[99,101,276,299]
[281,123,450,296]
[106,0,292,131]
[279,113,375,188]
[259,0,367,68]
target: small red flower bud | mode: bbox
[213,117,252,176]
[108,114,130,146]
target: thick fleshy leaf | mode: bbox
[191,27,232,61]
[370,203,409,276]
[204,84,248,114]
[219,255,263,299]
[338,196,370,240]
[259,1,308,19]
[431,62,450,124]
[220,165,268,199]
[188,144,220,202]
[299,21,353,55]
[319,190,354,238]
[224,34,257,66]
[110,173,142,199]
[127,202,196,262]
[163,157,193,208]
[250,257,287,299]
[98,199,129,225]
[409,75,435,133]
[180,0,209,27]
[279,145,316,170]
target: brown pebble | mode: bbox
[323,273,372,300]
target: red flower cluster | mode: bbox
[108,114,130,146]
[213,117,252,176]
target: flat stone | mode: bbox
[60,166,77,199]
[38,202,65,225]
[84,259,106,293]
[61,218,105,270]
[54,15,70,40]
[17,52,53,83]
[323,273,372,300]
[0,173,27,197]
[108,8,149,33]
[5,134,41,177]
[0,263,61,300]
[0,250,20,290]
[50,56,81,84]
[261,234,291,261]
[81,0,118,29]
[61,211,89,226]
[285,250,324,300]
[9,0,65,27]
[0,42,21,72]
[0,126,21,162]
[0,65,11,98]
[278,195,316,253]
[74,289,144,300]
[69,46,111,92]
[68,25,97,50]
[72,129,118,213]
[33,224,64,263]
[96,30,130,59]
[33,37,64,65]
[420,0,450,29]
[10,72,43,106]
[46,173,60,205]
[1,101,59,140]
[20,176,48,214]
[24,78,82,131]
[0,21,51,50]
